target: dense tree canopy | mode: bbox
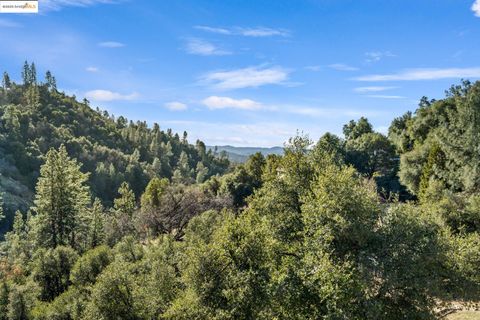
[0,64,479,319]
[0,63,230,234]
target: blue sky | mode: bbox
[1,0,480,146]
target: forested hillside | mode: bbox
[0,62,230,234]
[0,63,479,319]
[206,146,284,163]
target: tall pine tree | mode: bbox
[31,145,90,249]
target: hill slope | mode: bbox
[0,67,230,233]
[207,145,283,162]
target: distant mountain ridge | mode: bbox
[207,145,284,163]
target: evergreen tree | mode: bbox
[21,61,30,85]
[104,183,136,245]
[113,182,136,216]
[195,162,208,183]
[2,72,11,90]
[29,62,37,85]
[45,71,56,91]
[5,211,29,264]
[174,151,192,183]
[140,177,169,209]
[182,131,188,144]
[25,85,40,105]
[87,199,105,248]
[31,145,90,249]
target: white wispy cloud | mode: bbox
[366,95,406,99]
[194,26,232,34]
[41,0,123,11]
[328,63,359,71]
[0,18,22,28]
[305,65,322,71]
[165,101,188,111]
[194,25,290,37]
[185,38,231,56]
[354,86,397,93]
[85,90,138,101]
[355,67,480,81]
[286,107,370,118]
[365,51,396,63]
[473,0,480,17]
[98,41,125,48]
[237,27,290,37]
[202,96,263,110]
[86,66,99,72]
[201,66,290,90]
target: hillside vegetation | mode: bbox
[0,62,230,234]
[207,146,284,163]
[0,64,479,319]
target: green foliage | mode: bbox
[85,199,105,249]
[30,145,90,249]
[140,177,169,209]
[418,142,446,200]
[32,286,86,320]
[0,281,8,320]
[0,64,229,233]
[7,284,33,320]
[32,246,78,302]
[447,232,480,297]
[0,74,479,319]
[303,164,379,256]
[345,132,396,179]
[364,204,448,319]
[113,182,136,215]
[83,261,138,319]
[167,211,273,320]
[70,245,112,287]
[4,210,30,265]
[394,81,480,196]
[84,238,178,320]
[2,72,11,90]
[104,183,137,245]
[343,116,373,140]
[311,132,346,167]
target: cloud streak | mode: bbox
[328,63,359,71]
[0,18,22,28]
[365,51,396,63]
[354,86,397,93]
[165,101,187,111]
[366,95,406,99]
[86,66,99,72]
[98,41,125,48]
[201,66,290,90]
[194,25,290,37]
[354,67,480,81]
[85,90,138,101]
[202,96,263,110]
[185,38,231,56]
